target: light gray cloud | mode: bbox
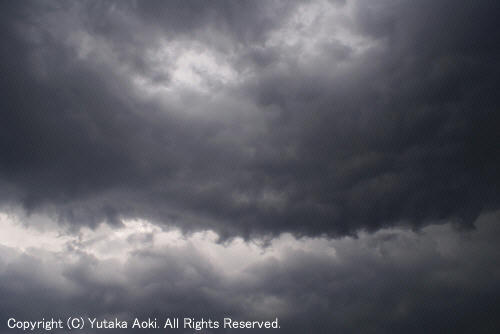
[1,211,499,333]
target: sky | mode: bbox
[0,0,499,333]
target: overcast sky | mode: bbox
[1,0,499,333]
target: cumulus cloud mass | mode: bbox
[1,0,499,333]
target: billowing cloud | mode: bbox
[1,0,499,238]
[1,2,500,331]
[1,211,499,333]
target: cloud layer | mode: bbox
[1,0,499,238]
[1,2,500,332]
[1,211,500,333]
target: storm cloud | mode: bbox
[1,1,500,332]
[1,0,498,238]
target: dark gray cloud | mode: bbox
[2,1,500,332]
[1,0,499,239]
[0,212,499,333]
